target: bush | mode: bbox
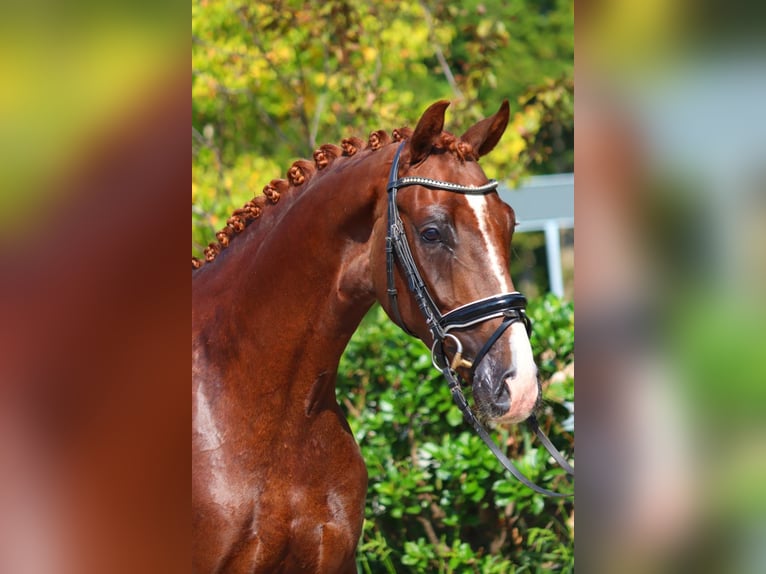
[337,294,574,573]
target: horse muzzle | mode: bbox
[470,321,541,423]
[431,295,540,423]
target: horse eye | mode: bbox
[420,227,441,243]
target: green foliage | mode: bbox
[337,294,574,572]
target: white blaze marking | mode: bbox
[503,322,539,422]
[464,194,539,422]
[464,194,511,292]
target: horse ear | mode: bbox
[460,99,510,158]
[409,100,450,165]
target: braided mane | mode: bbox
[192,127,476,270]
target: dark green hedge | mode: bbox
[337,294,574,573]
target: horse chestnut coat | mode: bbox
[192,101,542,573]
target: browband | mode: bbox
[389,176,499,195]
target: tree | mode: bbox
[192,0,573,258]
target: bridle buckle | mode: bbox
[431,333,474,373]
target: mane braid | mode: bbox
[192,125,425,270]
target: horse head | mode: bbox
[371,100,539,424]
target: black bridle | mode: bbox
[385,142,573,497]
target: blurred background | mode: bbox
[0,2,188,574]
[577,1,766,573]
[0,1,183,240]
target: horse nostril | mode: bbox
[502,368,517,381]
[493,381,510,410]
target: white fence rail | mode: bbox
[498,173,574,298]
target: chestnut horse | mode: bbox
[193,101,543,573]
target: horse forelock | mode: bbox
[440,131,477,161]
[422,131,477,163]
[191,126,478,270]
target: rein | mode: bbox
[385,142,573,498]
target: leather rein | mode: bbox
[385,142,573,497]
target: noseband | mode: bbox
[385,142,573,497]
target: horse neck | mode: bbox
[193,152,387,415]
